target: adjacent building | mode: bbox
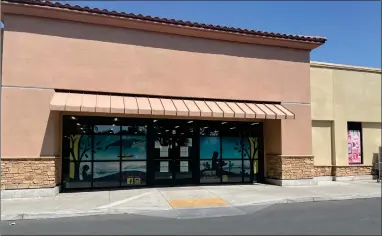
[0,0,380,198]
[310,62,381,180]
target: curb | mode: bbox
[233,193,381,207]
[2,194,381,221]
[1,207,175,221]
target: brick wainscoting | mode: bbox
[333,165,373,176]
[313,165,373,177]
[314,166,332,176]
[266,155,314,180]
[1,157,61,190]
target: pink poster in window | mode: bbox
[348,130,362,164]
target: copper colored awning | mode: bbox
[49,92,295,120]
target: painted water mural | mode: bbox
[199,136,258,182]
[68,134,147,186]
[200,136,220,159]
[93,135,146,161]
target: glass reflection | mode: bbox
[200,160,220,183]
[222,160,242,183]
[94,125,120,134]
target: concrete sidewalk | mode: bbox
[2,180,380,221]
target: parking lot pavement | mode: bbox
[2,198,381,235]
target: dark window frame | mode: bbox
[62,116,263,191]
[62,115,149,190]
[198,121,260,184]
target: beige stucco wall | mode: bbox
[311,121,332,166]
[362,123,381,167]
[311,62,381,167]
[310,68,334,121]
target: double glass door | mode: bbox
[152,121,195,186]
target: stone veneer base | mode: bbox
[1,186,61,199]
[266,155,315,180]
[1,157,61,190]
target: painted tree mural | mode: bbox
[69,135,103,180]
[234,137,259,173]
[243,137,259,161]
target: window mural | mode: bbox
[200,137,220,159]
[222,137,242,159]
[68,135,92,181]
[200,160,220,183]
[200,136,221,183]
[121,161,147,186]
[93,135,120,161]
[64,161,92,188]
[243,160,251,182]
[120,136,147,160]
[222,160,242,182]
[63,116,262,189]
[79,162,92,181]
[65,126,147,188]
[243,137,259,175]
[93,162,120,187]
[199,135,259,183]
[221,137,242,182]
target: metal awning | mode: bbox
[50,92,295,119]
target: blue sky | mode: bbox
[58,1,379,68]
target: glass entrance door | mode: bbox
[152,120,195,186]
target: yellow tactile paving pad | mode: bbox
[168,197,229,209]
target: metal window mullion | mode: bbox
[119,128,122,187]
[241,134,244,183]
[220,135,223,184]
[91,124,94,188]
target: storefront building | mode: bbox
[59,116,265,190]
[0,0,379,198]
